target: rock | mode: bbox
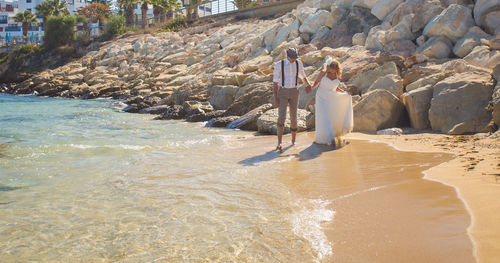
[159,105,186,120]
[206,116,240,128]
[404,54,429,67]
[463,45,500,70]
[349,62,399,94]
[365,26,387,51]
[492,83,500,127]
[313,7,380,49]
[227,103,273,131]
[473,0,500,27]
[423,4,475,43]
[212,71,249,86]
[340,46,380,82]
[376,127,403,135]
[262,23,283,50]
[352,32,367,46]
[187,110,226,122]
[401,85,433,129]
[352,0,379,9]
[301,50,324,66]
[385,14,415,43]
[405,72,452,92]
[365,74,404,97]
[493,63,500,82]
[299,10,335,34]
[225,82,274,116]
[371,0,403,20]
[453,26,492,58]
[236,55,273,73]
[384,40,417,57]
[402,65,442,86]
[481,7,500,34]
[241,73,273,86]
[388,0,443,33]
[310,26,332,47]
[209,85,239,110]
[138,105,172,114]
[183,100,214,116]
[353,89,404,132]
[257,108,312,134]
[272,19,300,50]
[415,36,453,59]
[428,72,495,134]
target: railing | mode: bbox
[5,26,21,32]
[132,0,238,29]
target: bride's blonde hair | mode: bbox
[324,59,342,79]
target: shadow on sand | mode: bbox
[239,141,349,166]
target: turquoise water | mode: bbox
[0,94,326,262]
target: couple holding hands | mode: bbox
[272,48,353,152]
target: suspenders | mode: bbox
[281,59,299,87]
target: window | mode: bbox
[0,15,7,24]
[27,8,31,12]
[27,0,31,3]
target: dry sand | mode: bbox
[238,130,499,262]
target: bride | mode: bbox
[309,58,353,145]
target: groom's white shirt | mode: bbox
[273,59,307,88]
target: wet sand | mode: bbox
[236,132,486,262]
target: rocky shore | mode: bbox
[1,0,499,135]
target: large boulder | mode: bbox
[212,71,249,86]
[227,103,274,131]
[138,105,172,114]
[481,7,500,34]
[473,0,500,28]
[463,45,500,70]
[235,55,273,73]
[312,7,380,49]
[428,72,495,134]
[388,0,443,33]
[423,4,475,43]
[453,26,492,58]
[187,110,225,122]
[209,85,239,110]
[225,82,274,116]
[257,108,312,134]
[349,62,399,94]
[401,85,434,129]
[272,19,300,50]
[364,74,404,97]
[371,0,403,21]
[405,72,452,92]
[352,0,379,9]
[415,36,453,59]
[339,46,379,82]
[353,89,404,132]
[159,105,186,120]
[492,83,500,127]
[299,10,335,34]
[206,116,240,128]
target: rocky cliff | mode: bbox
[2,0,499,135]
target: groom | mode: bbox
[273,48,312,151]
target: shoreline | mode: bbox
[344,132,500,263]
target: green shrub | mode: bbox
[0,52,8,64]
[159,16,188,32]
[44,15,77,49]
[103,15,125,39]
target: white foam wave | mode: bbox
[68,144,149,150]
[291,199,335,262]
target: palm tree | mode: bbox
[154,0,180,23]
[13,10,39,40]
[35,0,70,30]
[118,0,138,27]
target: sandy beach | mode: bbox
[236,131,499,262]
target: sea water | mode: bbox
[0,94,330,262]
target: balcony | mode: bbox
[5,26,20,32]
[0,20,7,24]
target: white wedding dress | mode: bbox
[314,76,353,145]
